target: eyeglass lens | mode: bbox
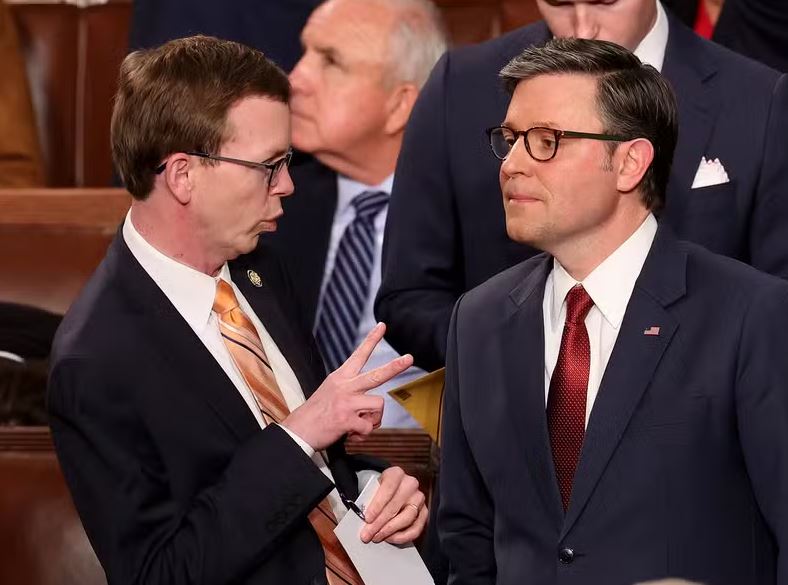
[268,152,292,187]
[490,127,557,161]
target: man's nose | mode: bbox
[500,135,536,178]
[288,57,310,93]
[273,165,295,197]
[572,6,599,39]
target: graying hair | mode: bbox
[499,38,678,212]
[376,0,447,88]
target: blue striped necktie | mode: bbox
[314,190,389,371]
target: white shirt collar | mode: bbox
[633,1,669,72]
[336,174,394,214]
[550,214,658,331]
[123,210,230,333]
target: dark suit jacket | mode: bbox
[129,0,320,72]
[262,156,338,328]
[439,226,788,585]
[376,12,788,371]
[48,233,367,585]
[664,0,788,72]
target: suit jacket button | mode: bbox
[559,548,574,564]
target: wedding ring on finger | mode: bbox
[404,502,420,514]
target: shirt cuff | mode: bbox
[278,424,316,458]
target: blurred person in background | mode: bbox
[0,0,43,187]
[663,0,788,72]
[128,0,320,72]
[266,0,447,429]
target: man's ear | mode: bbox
[383,82,419,136]
[163,153,193,205]
[616,138,654,193]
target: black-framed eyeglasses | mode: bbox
[486,126,629,162]
[154,149,293,187]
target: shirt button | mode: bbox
[559,547,575,564]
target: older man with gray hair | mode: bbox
[266,0,447,428]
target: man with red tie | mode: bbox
[48,35,427,585]
[439,38,788,585]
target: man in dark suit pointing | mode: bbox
[48,35,427,585]
[440,38,788,585]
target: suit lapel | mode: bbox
[662,14,721,208]
[111,235,260,442]
[230,256,322,399]
[504,256,565,523]
[561,227,687,537]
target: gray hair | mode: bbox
[377,0,447,88]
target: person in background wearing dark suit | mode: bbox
[48,35,428,585]
[0,0,43,187]
[663,0,788,72]
[266,0,447,428]
[376,0,788,373]
[440,38,788,585]
[128,0,319,72]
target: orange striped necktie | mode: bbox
[212,279,364,585]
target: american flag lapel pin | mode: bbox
[643,326,660,336]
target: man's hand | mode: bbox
[359,467,428,545]
[282,323,413,450]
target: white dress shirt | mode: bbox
[543,214,658,425]
[318,174,426,428]
[633,1,669,72]
[123,212,349,519]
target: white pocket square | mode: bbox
[691,156,730,189]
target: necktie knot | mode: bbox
[213,279,240,315]
[565,285,594,325]
[351,190,389,222]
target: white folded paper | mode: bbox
[334,477,435,585]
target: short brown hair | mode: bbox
[112,35,290,200]
[500,38,678,212]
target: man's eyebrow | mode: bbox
[315,45,341,63]
[500,120,561,129]
[263,149,290,163]
[531,121,561,128]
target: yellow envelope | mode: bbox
[388,368,445,444]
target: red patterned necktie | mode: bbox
[547,284,594,511]
[213,279,364,585]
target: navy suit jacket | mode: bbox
[439,226,788,585]
[48,234,366,585]
[376,12,788,371]
[129,0,319,72]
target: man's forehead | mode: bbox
[510,73,598,104]
[539,0,640,7]
[302,0,394,63]
[505,74,600,126]
[223,96,290,152]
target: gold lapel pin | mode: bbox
[247,269,263,288]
